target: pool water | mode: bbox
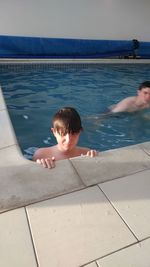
[1,63,150,159]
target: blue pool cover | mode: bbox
[0,35,150,59]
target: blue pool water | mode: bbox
[1,63,150,159]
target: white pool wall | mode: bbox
[0,0,150,41]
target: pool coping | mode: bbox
[1,58,150,65]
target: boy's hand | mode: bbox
[36,157,55,169]
[86,150,97,157]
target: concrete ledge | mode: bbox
[1,58,150,64]
[0,109,17,148]
[70,144,150,186]
[139,141,150,155]
[0,86,6,110]
[0,145,84,213]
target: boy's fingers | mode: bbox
[92,150,97,157]
[90,150,94,157]
[41,158,47,168]
[36,159,46,167]
[51,157,56,168]
[36,157,56,169]
[86,150,97,157]
[45,158,52,168]
[87,150,92,157]
[45,158,55,169]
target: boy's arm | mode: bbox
[32,148,43,161]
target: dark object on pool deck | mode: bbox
[123,39,140,59]
[132,39,140,58]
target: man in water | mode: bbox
[110,81,150,113]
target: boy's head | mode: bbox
[52,107,83,136]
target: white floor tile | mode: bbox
[84,262,98,267]
[27,186,136,267]
[0,208,37,267]
[100,169,150,240]
[98,238,150,267]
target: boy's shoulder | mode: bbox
[33,147,54,161]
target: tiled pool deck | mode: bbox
[0,60,150,266]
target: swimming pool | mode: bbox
[1,62,150,159]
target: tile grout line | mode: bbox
[96,261,100,267]
[79,240,139,267]
[69,159,87,187]
[96,237,150,264]
[141,148,150,157]
[21,185,87,210]
[97,184,139,242]
[79,260,100,267]
[138,143,150,157]
[98,167,150,187]
[0,143,18,151]
[24,206,39,267]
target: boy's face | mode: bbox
[51,128,80,152]
[137,87,150,103]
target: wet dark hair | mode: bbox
[52,107,83,135]
[138,81,150,91]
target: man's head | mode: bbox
[138,81,150,91]
[137,81,150,103]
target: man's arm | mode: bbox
[111,97,133,113]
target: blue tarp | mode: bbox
[0,35,150,59]
[0,35,132,58]
[138,42,150,59]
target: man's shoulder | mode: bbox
[122,96,136,103]
[111,96,136,113]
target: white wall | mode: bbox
[0,0,150,41]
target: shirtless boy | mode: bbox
[33,107,97,168]
[111,81,150,113]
